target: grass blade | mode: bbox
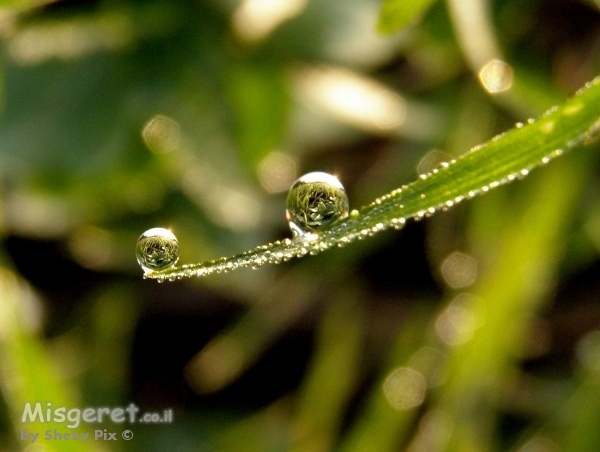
[377,0,439,34]
[143,76,600,282]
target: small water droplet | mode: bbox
[136,228,179,272]
[286,172,349,236]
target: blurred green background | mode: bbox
[1,0,600,450]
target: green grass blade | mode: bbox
[142,76,600,282]
[0,270,99,451]
[377,0,440,34]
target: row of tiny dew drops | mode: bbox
[136,171,365,280]
[136,131,568,284]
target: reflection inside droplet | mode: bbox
[286,172,349,236]
[478,59,513,93]
[136,227,179,272]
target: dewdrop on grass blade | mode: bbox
[286,172,349,237]
[136,228,179,273]
[135,75,600,281]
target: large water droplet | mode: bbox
[286,172,349,236]
[136,228,179,272]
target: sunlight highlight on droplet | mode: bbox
[417,150,452,175]
[142,115,181,154]
[294,66,406,134]
[478,59,514,93]
[257,152,298,194]
[232,0,307,43]
[441,251,478,288]
[383,367,427,410]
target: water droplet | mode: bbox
[286,172,349,236]
[136,228,179,272]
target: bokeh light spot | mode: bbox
[142,115,181,154]
[478,59,514,93]
[295,66,406,134]
[441,251,478,288]
[257,152,298,193]
[383,367,427,410]
[435,294,480,346]
[232,0,307,43]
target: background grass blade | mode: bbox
[377,0,440,34]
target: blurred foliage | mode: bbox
[0,0,599,451]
